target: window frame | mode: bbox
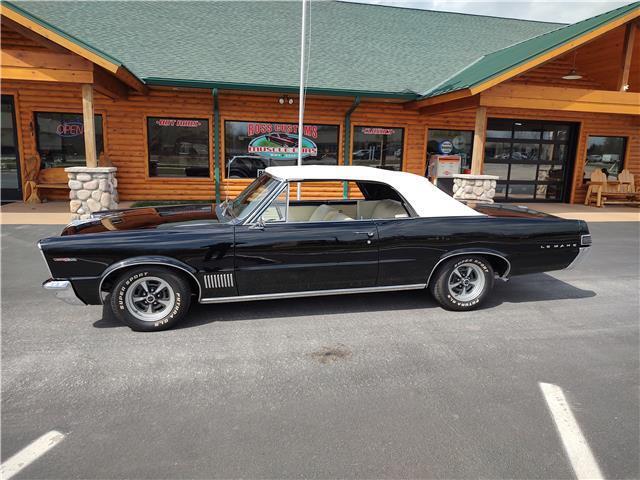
[222,118,342,180]
[245,178,416,225]
[351,124,406,171]
[582,134,628,183]
[144,114,213,181]
[34,110,106,169]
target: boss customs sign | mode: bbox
[247,122,318,160]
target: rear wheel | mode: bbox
[110,267,191,331]
[430,256,494,311]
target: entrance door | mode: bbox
[483,119,578,202]
[1,95,22,202]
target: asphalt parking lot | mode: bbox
[1,222,639,479]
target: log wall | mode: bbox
[3,79,638,205]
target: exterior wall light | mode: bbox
[278,95,294,105]
[562,52,582,80]
[562,69,583,80]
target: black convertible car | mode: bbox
[40,166,591,331]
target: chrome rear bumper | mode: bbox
[42,280,85,305]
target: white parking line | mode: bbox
[539,382,604,480]
[0,430,65,480]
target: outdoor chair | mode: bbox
[584,169,606,207]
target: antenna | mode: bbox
[296,0,309,200]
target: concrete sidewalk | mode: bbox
[0,200,638,225]
[0,201,134,225]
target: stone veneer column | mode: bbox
[65,166,119,220]
[452,174,499,204]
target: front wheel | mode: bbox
[110,267,191,331]
[430,256,494,311]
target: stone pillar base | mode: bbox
[65,167,119,220]
[452,174,498,203]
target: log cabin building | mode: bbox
[1,0,639,206]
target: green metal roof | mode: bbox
[5,0,564,97]
[423,1,640,98]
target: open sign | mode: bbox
[56,121,84,137]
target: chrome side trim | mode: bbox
[425,251,512,287]
[42,280,85,305]
[97,257,202,304]
[566,247,590,270]
[200,283,426,304]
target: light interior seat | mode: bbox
[371,199,407,219]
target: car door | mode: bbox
[375,217,445,286]
[234,219,379,296]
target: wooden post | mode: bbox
[81,84,97,168]
[470,106,487,175]
[618,23,636,91]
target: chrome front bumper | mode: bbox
[42,280,85,305]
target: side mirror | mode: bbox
[249,217,265,230]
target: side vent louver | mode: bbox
[203,273,234,289]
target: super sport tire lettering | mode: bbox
[429,255,495,312]
[109,266,191,332]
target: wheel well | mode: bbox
[428,252,510,285]
[100,264,201,299]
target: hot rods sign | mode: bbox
[247,122,318,160]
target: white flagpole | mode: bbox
[296,0,308,200]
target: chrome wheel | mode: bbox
[447,262,486,302]
[125,276,176,322]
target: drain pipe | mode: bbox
[343,96,360,198]
[212,88,221,204]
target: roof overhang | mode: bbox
[0,1,147,93]
[404,4,640,111]
[144,78,419,100]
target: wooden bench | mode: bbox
[585,169,640,207]
[26,167,69,203]
[602,169,640,207]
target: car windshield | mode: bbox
[219,174,282,221]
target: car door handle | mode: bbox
[354,231,375,238]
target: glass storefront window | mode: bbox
[511,143,539,162]
[513,121,541,140]
[485,142,511,162]
[486,119,513,139]
[507,183,535,199]
[352,126,403,171]
[583,136,627,181]
[542,125,570,141]
[509,164,538,181]
[147,117,210,177]
[484,118,576,202]
[35,112,104,169]
[225,121,339,178]
[483,163,509,179]
[427,129,473,170]
[537,164,564,182]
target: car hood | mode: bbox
[61,204,222,235]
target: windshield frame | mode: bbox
[217,174,286,224]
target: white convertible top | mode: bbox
[265,166,483,218]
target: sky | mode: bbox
[348,0,633,23]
